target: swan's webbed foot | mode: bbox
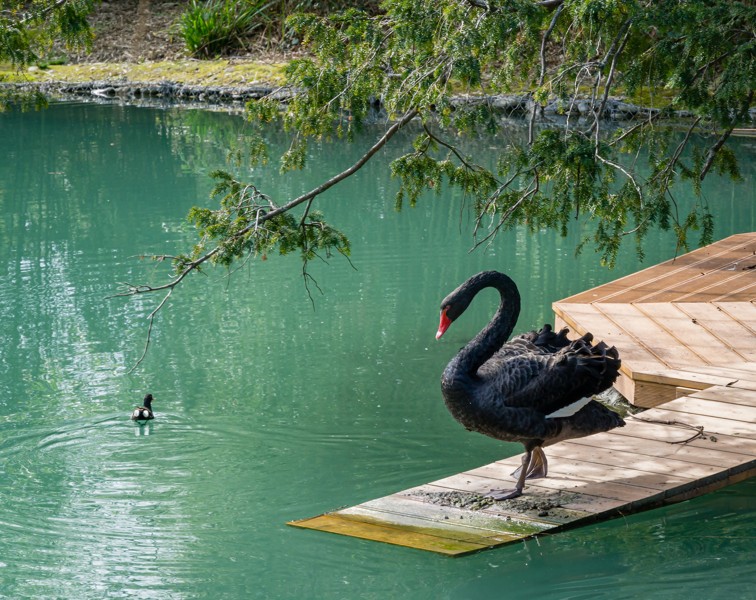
[487,448,533,500]
[510,446,548,480]
[484,487,523,501]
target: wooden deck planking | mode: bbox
[554,233,756,407]
[560,233,756,305]
[593,303,707,369]
[290,234,756,555]
[714,301,756,334]
[291,383,755,555]
[564,431,755,468]
[632,303,745,365]
[672,303,756,361]
[554,303,665,371]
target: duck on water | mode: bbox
[436,271,625,500]
[131,393,155,423]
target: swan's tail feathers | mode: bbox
[566,336,621,392]
[523,324,574,352]
[546,396,594,419]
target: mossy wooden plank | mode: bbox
[289,514,493,555]
[352,495,553,536]
[395,483,593,525]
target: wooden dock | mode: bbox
[289,233,756,555]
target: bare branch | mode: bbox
[699,127,734,181]
[472,173,540,250]
[111,108,420,369]
[127,288,173,375]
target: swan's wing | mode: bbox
[479,341,620,416]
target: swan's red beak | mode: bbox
[436,309,452,339]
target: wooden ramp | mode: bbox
[290,234,756,555]
[553,232,756,407]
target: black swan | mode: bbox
[131,393,155,422]
[436,271,624,499]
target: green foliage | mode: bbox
[168,0,753,296]
[240,0,753,265]
[178,0,275,58]
[0,0,97,67]
[174,170,350,273]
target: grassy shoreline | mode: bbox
[1,59,287,88]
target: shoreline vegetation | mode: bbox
[6,78,755,129]
[0,2,752,127]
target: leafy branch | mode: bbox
[111,108,418,369]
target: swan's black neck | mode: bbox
[446,271,520,379]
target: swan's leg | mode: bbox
[485,451,530,500]
[527,447,548,478]
[510,446,548,480]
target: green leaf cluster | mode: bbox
[174,170,350,274]
[240,0,753,265]
[0,0,96,67]
[171,0,753,289]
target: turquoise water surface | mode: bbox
[0,102,754,599]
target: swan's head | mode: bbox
[436,288,473,339]
[143,393,154,408]
[436,271,507,340]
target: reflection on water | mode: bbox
[0,102,754,599]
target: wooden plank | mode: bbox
[431,468,669,516]
[690,385,756,407]
[422,469,655,507]
[633,303,745,365]
[289,513,492,555]
[633,368,736,388]
[654,396,756,423]
[631,380,678,408]
[680,364,756,383]
[553,302,665,371]
[672,303,756,361]
[565,432,755,468]
[595,303,707,369]
[395,484,590,525]
[631,408,755,438]
[610,417,756,456]
[644,271,755,304]
[714,302,756,335]
[545,441,727,479]
[559,234,756,304]
[344,497,546,541]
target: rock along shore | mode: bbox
[4,80,755,124]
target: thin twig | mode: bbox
[127,288,173,374]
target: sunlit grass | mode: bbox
[0,59,287,87]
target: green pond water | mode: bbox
[0,102,754,599]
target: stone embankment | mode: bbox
[5,80,756,124]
